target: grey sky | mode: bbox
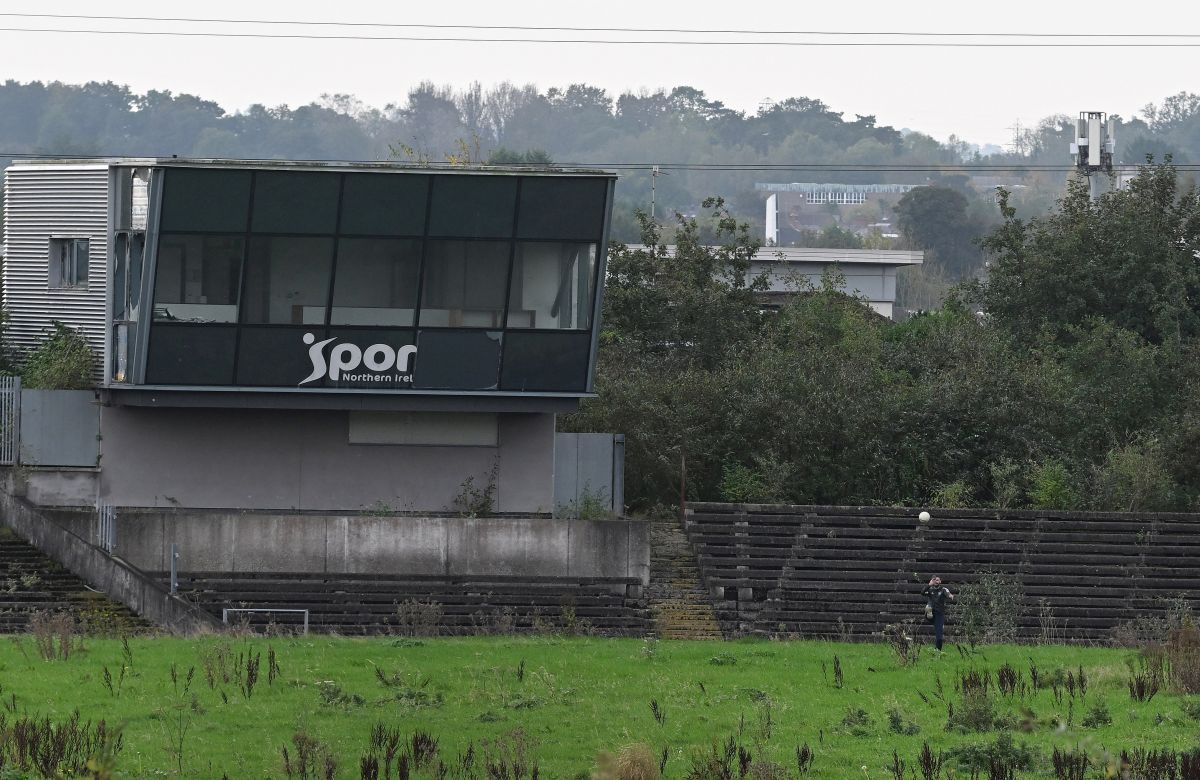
[2,0,1197,149]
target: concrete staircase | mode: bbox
[648,514,723,640]
[0,527,148,634]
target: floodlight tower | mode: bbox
[1070,111,1115,200]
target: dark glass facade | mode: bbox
[141,167,610,393]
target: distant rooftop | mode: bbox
[755,182,923,194]
[755,247,923,266]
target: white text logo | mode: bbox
[300,333,417,385]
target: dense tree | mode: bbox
[568,161,1200,513]
[894,186,988,277]
[979,162,1200,347]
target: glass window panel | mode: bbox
[325,328,417,390]
[413,330,502,390]
[113,235,127,320]
[516,177,608,240]
[250,171,340,234]
[427,175,517,237]
[236,327,328,387]
[145,324,237,385]
[241,237,334,324]
[159,168,251,233]
[127,233,144,319]
[72,240,90,286]
[331,239,421,326]
[500,331,591,392]
[340,173,428,235]
[419,240,509,328]
[152,235,244,323]
[507,242,596,329]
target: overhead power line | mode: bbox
[0,22,1200,46]
[0,12,1197,40]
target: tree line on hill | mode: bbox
[4,79,1200,257]
[564,161,1200,514]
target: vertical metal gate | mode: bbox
[0,376,20,465]
[97,504,116,553]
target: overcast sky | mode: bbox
[2,0,1198,150]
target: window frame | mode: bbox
[48,236,90,290]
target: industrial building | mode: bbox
[1,160,647,605]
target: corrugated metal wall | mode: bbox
[2,164,109,362]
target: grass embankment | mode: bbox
[0,635,1196,778]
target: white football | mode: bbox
[918,511,931,523]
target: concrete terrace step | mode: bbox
[649,517,723,640]
[160,571,651,637]
[685,503,1200,642]
[0,531,149,634]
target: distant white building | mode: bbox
[629,245,923,321]
[750,247,924,320]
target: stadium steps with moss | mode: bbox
[648,515,723,640]
[0,528,150,634]
[159,571,651,636]
[687,502,1200,643]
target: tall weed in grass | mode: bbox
[283,729,337,780]
[0,710,122,776]
[29,611,75,660]
[956,573,1023,646]
[157,663,200,776]
[1127,655,1165,702]
[394,599,443,637]
[592,743,660,780]
[881,621,921,667]
[1166,621,1200,694]
[1050,747,1088,780]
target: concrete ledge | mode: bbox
[0,478,220,633]
[41,507,651,585]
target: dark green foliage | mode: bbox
[567,160,1200,513]
[980,164,1200,348]
[947,733,1036,773]
[894,186,987,277]
[1081,702,1111,727]
[20,322,95,389]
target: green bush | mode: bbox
[1028,459,1081,510]
[1090,437,1177,511]
[21,323,95,389]
[947,733,1036,771]
[930,480,972,509]
[957,572,1024,646]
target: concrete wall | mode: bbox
[48,507,650,584]
[21,468,98,507]
[94,406,555,513]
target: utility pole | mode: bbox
[650,165,666,220]
[1070,111,1115,201]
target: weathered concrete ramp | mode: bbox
[0,526,148,634]
[688,503,1200,643]
[0,480,220,633]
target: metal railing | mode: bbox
[221,608,310,635]
[0,376,20,465]
[97,505,116,553]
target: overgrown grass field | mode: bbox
[0,633,1197,778]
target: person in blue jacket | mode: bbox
[921,576,955,650]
